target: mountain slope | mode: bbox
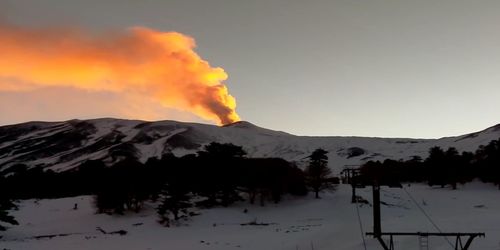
[1,118,499,173]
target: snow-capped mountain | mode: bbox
[1,118,499,173]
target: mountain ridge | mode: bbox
[1,118,499,174]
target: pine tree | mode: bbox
[0,175,18,231]
[156,183,192,227]
[196,142,246,206]
[425,146,446,187]
[445,147,460,189]
[0,199,18,231]
[306,148,332,198]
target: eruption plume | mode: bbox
[0,23,240,125]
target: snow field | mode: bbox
[2,182,500,250]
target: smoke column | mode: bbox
[0,23,240,125]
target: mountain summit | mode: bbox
[222,121,258,128]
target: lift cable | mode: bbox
[354,197,368,250]
[402,187,455,249]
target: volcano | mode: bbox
[1,118,499,174]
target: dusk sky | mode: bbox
[1,0,499,138]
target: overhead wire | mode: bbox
[402,187,455,249]
[354,193,368,250]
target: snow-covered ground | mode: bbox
[2,182,499,250]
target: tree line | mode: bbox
[360,138,500,189]
[0,143,334,229]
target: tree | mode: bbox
[425,146,447,187]
[0,176,18,231]
[94,158,147,214]
[240,158,307,206]
[198,142,246,159]
[306,148,332,198]
[196,142,247,206]
[445,147,460,189]
[0,200,18,231]
[156,183,192,227]
[475,138,500,188]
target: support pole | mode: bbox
[361,177,484,250]
[455,236,463,250]
[376,236,390,250]
[373,182,391,250]
[373,182,382,237]
[351,182,357,203]
[463,235,478,250]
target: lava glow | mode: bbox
[0,23,240,125]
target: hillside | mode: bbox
[1,118,499,173]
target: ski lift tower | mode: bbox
[350,169,485,250]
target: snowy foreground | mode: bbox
[2,183,500,250]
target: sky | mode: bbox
[1,0,499,138]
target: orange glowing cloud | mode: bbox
[0,23,240,125]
